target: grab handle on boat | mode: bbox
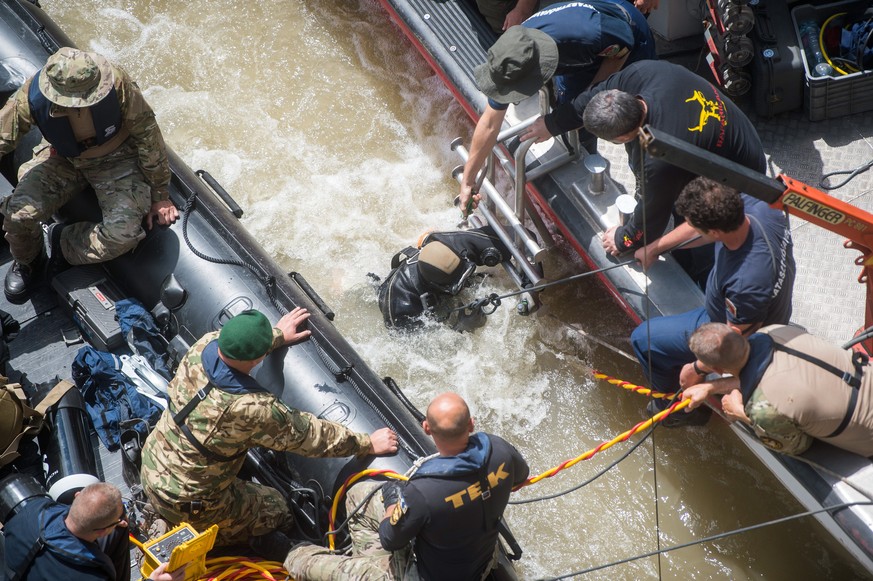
[195,170,244,218]
[289,271,336,321]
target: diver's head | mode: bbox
[418,241,474,295]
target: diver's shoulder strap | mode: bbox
[771,342,868,438]
[390,247,419,270]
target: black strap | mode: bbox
[772,343,868,438]
[10,535,45,581]
[772,343,867,389]
[170,384,247,463]
[830,387,860,440]
[477,439,499,531]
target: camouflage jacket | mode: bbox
[141,330,372,503]
[0,64,170,203]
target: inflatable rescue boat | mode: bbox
[0,1,521,577]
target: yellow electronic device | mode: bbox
[139,522,218,581]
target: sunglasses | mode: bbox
[92,515,127,532]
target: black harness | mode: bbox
[771,343,869,438]
[170,383,247,464]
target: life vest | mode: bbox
[27,70,124,158]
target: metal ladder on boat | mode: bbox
[451,89,584,313]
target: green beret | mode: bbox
[218,310,273,361]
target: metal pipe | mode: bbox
[496,114,540,143]
[513,138,536,221]
[451,143,545,261]
[451,166,545,285]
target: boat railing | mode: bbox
[450,88,587,308]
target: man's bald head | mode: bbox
[425,392,473,441]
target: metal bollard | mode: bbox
[584,154,608,195]
[616,194,638,226]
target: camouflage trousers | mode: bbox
[284,482,418,581]
[0,139,152,265]
[142,477,291,546]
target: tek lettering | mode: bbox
[444,463,509,508]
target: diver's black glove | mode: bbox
[381,481,403,509]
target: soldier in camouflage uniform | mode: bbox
[140,308,399,557]
[683,323,873,456]
[0,47,178,302]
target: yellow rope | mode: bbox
[513,398,690,490]
[820,13,852,75]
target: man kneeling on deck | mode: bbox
[682,323,873,456]
[284,392,529,580]
[140,308,399,560]
[377,226,510,329]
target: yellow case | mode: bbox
[139,522,218,581]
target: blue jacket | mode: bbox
[3,497,117,580]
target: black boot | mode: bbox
[46,223,70,277]
[4,255,44,304]
[247,530,294,562]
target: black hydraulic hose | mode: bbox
[181,194,284,314]
[452,234,702,318]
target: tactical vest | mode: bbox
[28,71,124,158]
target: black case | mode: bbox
[52,265,125,352]
[750,0,805,117]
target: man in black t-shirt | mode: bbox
[284,393,529,580]
[521,61,765,279]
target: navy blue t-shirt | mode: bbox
[488,0,654,110]
[705,196,795,327]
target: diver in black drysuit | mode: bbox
[377,226,510,329]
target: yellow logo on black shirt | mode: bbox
[685,90,725,133]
